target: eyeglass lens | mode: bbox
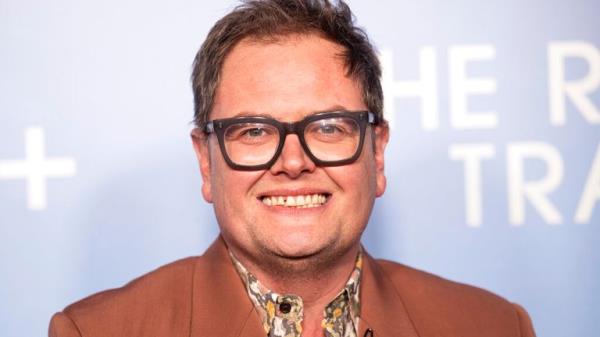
[222,116,361,166]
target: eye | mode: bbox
[305,117,359,144]
[245,127,267,137]
[313,120,354,136]
[225,123,279,145]
[225,123,276,140]
[318,124,340,134]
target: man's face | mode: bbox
[192,35,388,269]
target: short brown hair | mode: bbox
[191,0,383,127]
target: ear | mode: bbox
[373,123,389,197]
[191,129,213,203]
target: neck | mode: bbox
[232,243,360,310]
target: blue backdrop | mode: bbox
[1,1,598,336]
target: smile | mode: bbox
[260,194,329,208]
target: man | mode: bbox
[49,1,536,336]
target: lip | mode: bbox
[256,198,332,215]
[256,188,332,212]
[257,188,332,198]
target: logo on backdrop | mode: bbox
[0,127,77,210]
[381,40,600,227]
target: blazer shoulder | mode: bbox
[374,259,535,337]
[55,256,198,337]
[376,258,508,304]
[49,311,82,337]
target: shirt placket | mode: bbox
[268,294,303,337]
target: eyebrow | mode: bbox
[230,111,275,118]
[229,105,354,119]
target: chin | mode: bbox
[272,234,352,262]
[270,243,324,260]
[277,231,332,253]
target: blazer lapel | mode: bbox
[190,237,266,337]
[359,252,420,337]
[189,239,419,337]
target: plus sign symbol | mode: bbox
[0,127,77,210]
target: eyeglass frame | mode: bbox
[197,110,380,171]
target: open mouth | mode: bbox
[260,193,330,208]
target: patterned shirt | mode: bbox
[229,251,363,337]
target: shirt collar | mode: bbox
[229,250,363,337]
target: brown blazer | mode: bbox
[49,237,536,337]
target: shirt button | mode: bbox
[279,302,292,314]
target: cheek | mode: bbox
[328,159,377,200]
[210,165,239,206]
[356,152,378,196]
[208,147,234,208]
[209,167,254,238]
[209,153,264,213]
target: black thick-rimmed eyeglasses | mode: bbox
[198,110,379,171]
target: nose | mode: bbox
[269,134,316,178]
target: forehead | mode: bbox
[210,34,365,121]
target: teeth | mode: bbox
[261,194,328,208]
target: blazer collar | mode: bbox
[190,237,420,337]
[358,251,420,337]
[190,236,264,337]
